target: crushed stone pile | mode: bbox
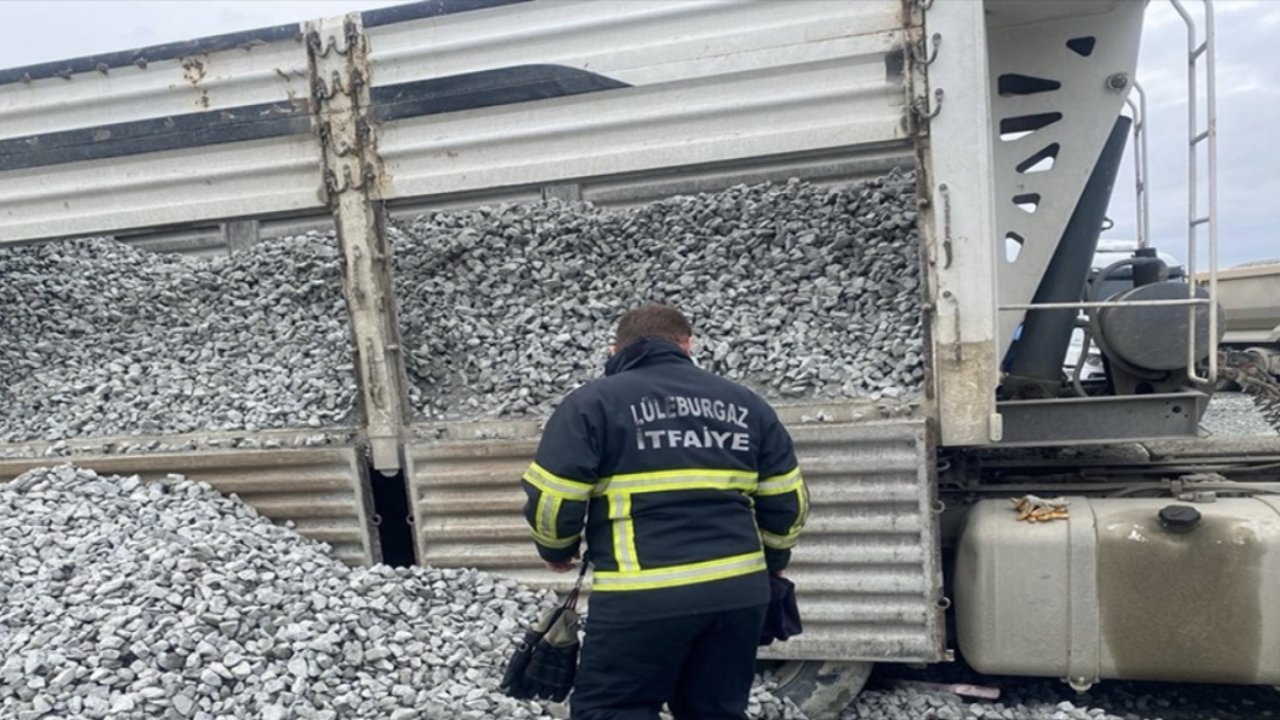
[0,466,812,720]
[394,172,924,419]
[0,172,923,443]
[0,236,356,444]
[1201,392,1280,437]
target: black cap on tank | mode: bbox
[1158,504,1202,533]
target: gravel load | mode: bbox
[1201,392,1279,437]
[394,172,924,419]
[0,465,563,720]
[0,236,355,444]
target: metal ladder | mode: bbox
[1171,0,1220,385]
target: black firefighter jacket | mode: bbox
[521,337,809,622]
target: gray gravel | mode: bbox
[393,172,924,419]
[1,172,925,441]
[0,235,356,444]
[0,465,563,720]
[0,466,810,720]
[1200,392,1279,438]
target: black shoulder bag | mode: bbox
[500,563,587,703]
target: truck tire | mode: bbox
[765,660,873,720]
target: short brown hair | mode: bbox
[615,304,693,348]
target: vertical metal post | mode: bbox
[306,14,408,474]
[912,0,1003,445]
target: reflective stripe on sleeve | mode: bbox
[523,462,594,501]
[761,528,801,550]
[594,468,757,496]
[592,551,766,592]
[755,468,803,496]
[531,529,579,549]
[792,483,811,535]
[535,494,555,538]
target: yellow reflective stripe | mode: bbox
[610,494,640,572]
[523,462,594,501]
[531,529,579,549]
[593,551,766,592]
[761,528,801,550]
[535,494,554,537]
[756,468,803,496]
[791,483,810,535]
[594,468,757,496]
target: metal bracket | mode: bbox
[912,88,944,122]
[911,32,943,66]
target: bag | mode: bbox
[500,564,587,703]
[759,574,803,646]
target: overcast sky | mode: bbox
[0,0,1275,266]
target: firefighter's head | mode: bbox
[612,304,693,355]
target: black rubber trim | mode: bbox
[362,0,530,28]
[0,24,302,87]
[0,100,311,173]
[371,64,631,121]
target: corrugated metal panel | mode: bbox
[0,31,309,142]
[0,447,378,566]
[0,134,325,245]
[405,409,944,663]
[368,0,910,200]
[0,27,324,245]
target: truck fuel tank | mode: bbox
[955,496,1280,686]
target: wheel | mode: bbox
[762,660,873,720]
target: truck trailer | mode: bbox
[1,1,1278,717]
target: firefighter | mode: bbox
[521,304,809,720]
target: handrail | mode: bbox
[1170,0,1219,386]
[1125,81,1151,249]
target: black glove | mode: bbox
[759,574,803,646]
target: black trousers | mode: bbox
[570,603,768,720]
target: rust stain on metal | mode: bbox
[180,55,211,109]
[1098,512,1263,683]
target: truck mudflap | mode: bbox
[956,496,1280,686]
[404,411,946,664]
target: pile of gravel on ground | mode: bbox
[1201,392,1279,437]
[0,466,561,720]
[0,236,356,444]
[0,466,810,720]
[394,172,924,420]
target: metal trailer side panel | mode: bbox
[0,29,324,244]
[365,0,912,200]
[0,448,379,566]
[404,410,945,663]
